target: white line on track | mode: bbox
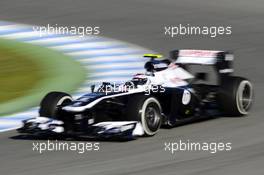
[79,55,144,63]
[67,48,143,56]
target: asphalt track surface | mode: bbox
[0,0,264,174]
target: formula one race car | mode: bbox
[18,49,254,139]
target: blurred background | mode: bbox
[0,0,264,175]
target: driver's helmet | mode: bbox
[119,74,149,92]
[131,73,148,86]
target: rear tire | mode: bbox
[39,91,73,119]
[218,76,253,116]
[125,95,162,136]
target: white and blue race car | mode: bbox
[18,50,254,140]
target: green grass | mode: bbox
[0,38,87,116]
[0,49,42,104]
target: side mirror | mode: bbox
[195,72,208,81]
[90,85,95,93]
[170,50,179,61]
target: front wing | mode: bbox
[17,117,144,140]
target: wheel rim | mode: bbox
[144,103,161,132]
[237,81,253,114]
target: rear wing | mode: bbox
[170,49,234,74]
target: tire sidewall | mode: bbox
[235,80,253,115]
[140,97,162,136]
[39,92,72,118]
[56,96,73,106]
[219,76,253,116]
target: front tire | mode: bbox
[39,91,73,119]
[126,95,162,136]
